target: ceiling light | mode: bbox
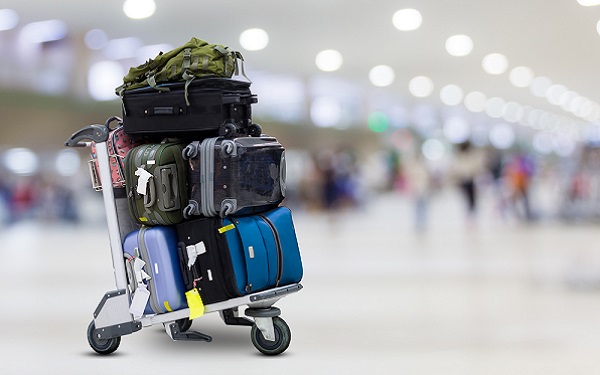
[509,66,534,87]
[392,9,422,31]
[409,76,434,97]
[502,101,523,123]
[103,37,143,60]
[421,139,445,161]
[464,91,487,112]
[88,61,125,101]
[239,28,269,51]
[578,0,600,6]
[530,76,552,97]
[482,53,508,75]
[368,112,390,133]
[315,49,343,72]
[489,123,515,150]
[123,0,156,20]
[310,96,341,127]
[546,84,567,105]
[443,116,470,144]
[0,9,18,31]
[485,97,505,118]
[20,20,67,44]
[3,148,39,176]
[55,149,81,177]
[84,29,108,50]
[369,65,395,87]
[440,84,464,106]
[445,35,473,56]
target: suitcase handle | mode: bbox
[160,166,179,210]
[64,124,109,147]
[143,178,156,208]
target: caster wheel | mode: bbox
[219,123,237,137]
[250,317,291,356]
[176,317,193,332]
[248,123,262,137]
[87,321,120,355]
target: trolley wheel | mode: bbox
[250,317,291,356]
[87,321,121,355]
[248,123,262,137]
[176,317,193,332]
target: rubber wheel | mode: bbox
[176,317,193,332]
[250,317,291,356]
[87,321,121,355]
[248,123,262,137]
[219,123,237,137]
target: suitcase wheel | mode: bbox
[248,123,262,137]
[176,317,193,332]
[250,317,291,356]
[87,321,121,355]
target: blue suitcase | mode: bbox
[123,226,188,315]
[176,206,303,303]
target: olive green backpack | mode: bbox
[116,37,248,104]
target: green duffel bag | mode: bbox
[125,142,188,226]
[116,37,248,104]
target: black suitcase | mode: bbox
[176,216,241,304]
[121,78,262,138]
[181,136,286,218]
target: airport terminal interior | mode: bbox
[1,1,600,374]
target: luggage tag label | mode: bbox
[135,167,153,195]
[186,241,206,269]
[218,223,235,234]
[185,288,205,319]
[129,285,150,319]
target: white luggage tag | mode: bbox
[186,241,206,269]
[129,285,150,319]
[129,257,152,319]
[133,257,151,284]
[135,167,153,195]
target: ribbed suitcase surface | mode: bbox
[123,226,188,315]
[182,136,286,218]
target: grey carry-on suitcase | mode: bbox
[181,136,286,218]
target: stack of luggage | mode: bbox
[91,37,303,319]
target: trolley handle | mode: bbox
[64,124,110,148]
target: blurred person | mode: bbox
[504,150,536,222]
[10,177,38,222]
[404,151,431,232]
[486,148,508,218]
[449,141,486,223]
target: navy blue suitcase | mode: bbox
[123,226,188,315]
[176,206,303,304]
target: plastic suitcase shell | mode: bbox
[125,142,188,225]
[182,136,286,218]
[121,78,257,138]
[123,226,188,315]
[176,206,303,303]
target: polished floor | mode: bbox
[1,189,600,374]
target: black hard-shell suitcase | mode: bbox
[181,136,286,218]
[121,78,262,138]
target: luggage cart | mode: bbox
[65,118,302,356]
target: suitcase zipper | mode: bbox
[137,227,163,314]
[258,215,283,287]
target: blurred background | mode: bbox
[2,1,600,374]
